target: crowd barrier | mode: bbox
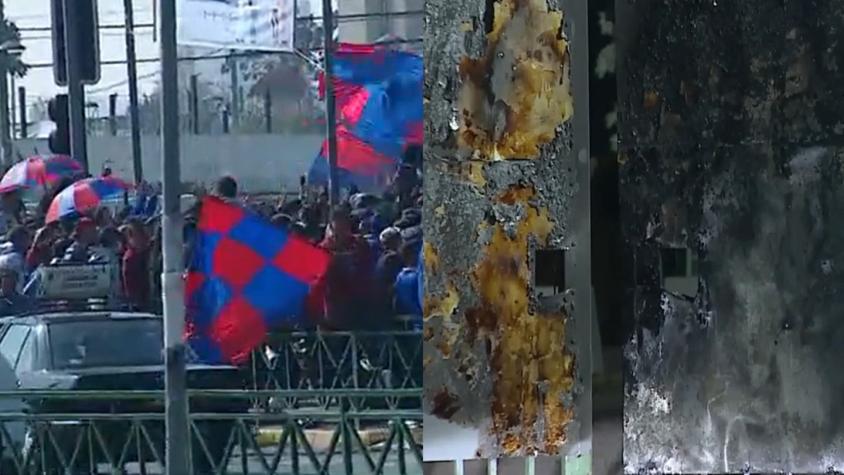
[248,330,423,409]
[0,389,422,475]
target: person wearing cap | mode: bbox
[62,218,99,263]
[393,207,421,230]
[0,254,32,316]
[0,190,24,237]
[373,227,403,324]
[214,176,238,201]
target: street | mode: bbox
[108,447,423,475]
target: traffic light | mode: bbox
[48,94,70,155]
[50,0,101,86]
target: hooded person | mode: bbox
[0,226,31,284]
[0,253,32,316]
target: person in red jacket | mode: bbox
[317,206,375,330]
[122,219,151,309]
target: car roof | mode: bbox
[1,312,161,326]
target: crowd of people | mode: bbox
[0,152,424,333]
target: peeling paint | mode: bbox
[423,0,588,460]
[457,0,573,160]
[472,185,574,454]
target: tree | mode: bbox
[0,17,28,78]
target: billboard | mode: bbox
[177,0,295,51]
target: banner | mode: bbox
[178,0,295,51]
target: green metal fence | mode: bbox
[0,389,422,475]
[249,331,423,392]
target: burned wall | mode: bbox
[423,0,591,459]
[619,0,844,472]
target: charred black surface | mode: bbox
[620,0,844,472]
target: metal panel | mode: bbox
[423,0,591,462]
[619,0,844,472]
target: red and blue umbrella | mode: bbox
[0,155,83,193]
[46,176,132,223]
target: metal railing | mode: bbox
[0,389,422,475]
[250,331,423,391]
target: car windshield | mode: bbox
[49,318,163,369]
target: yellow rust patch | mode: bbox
[425,282,460,322]
[423,241,441,275]
[461,161,488,188]
[458,0,573,160]
[472,185,574,454]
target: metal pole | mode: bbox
[0,0,10,168]
[229,54,239,129]
[158,0,190,473]
[321,0,340,206]
[18,86,27,139]
[264,90,272,133]
[9,73,15,140]
[0,69,9,167]
[62,0,89,173]
[190,75,199,134]
[124,0,144,183]
[108,93,117,136]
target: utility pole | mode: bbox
[62,0,89,173]
[321,0,339,206]
[228,54,239,129]
[124,0,144,183]
[158,0,190,473]
[190,74,199,134]
[0,0,12,167]
[18,86,26,139]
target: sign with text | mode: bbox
[177,0,295,51]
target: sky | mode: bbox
[4,0,322,114]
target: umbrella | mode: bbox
[46,176,132,223]
[0,155,83,193]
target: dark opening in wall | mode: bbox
[660,248,687,278]
[660,247,699,297]
[535,249,566,295]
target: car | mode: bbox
[0,311,249,473]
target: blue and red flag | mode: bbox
[45,176,132,223]
[0,155,83,193]
[184,196,330,364]
[309,43,423,189]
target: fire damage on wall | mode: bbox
[619,0,844,472]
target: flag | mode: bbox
[309,43,423,189]
[184,196,330,364]
[308,127,397,190]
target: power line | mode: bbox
[15,10,423,33]
[18,23,156,32]
[21,38,422,69]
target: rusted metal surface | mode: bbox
[620,0,844,472]
[423,0,591,460]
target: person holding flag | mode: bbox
[184,193,331,364]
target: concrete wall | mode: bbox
[12,134,323,192]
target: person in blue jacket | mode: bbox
[394,243,422,329]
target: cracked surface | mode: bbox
[458,0,573,160]
[620,1,844,472]
[424,0,585,459]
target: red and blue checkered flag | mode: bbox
[309,43,422,189]
[184,196,330,364]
